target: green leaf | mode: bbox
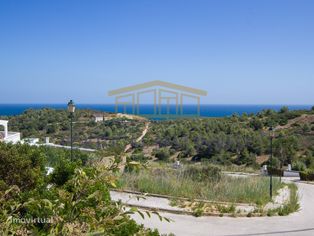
[113,215,124,221]
[87,190,100,199]
[138,211,145,219]
[130,207,137,212]
[145,211,151,218]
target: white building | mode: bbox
[0,120,21,144]
[93,114,104,122]
[93,113,110,122]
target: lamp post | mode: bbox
[269,126,275,199]
[67,100,75,161]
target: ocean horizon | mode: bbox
[0,104,312,117]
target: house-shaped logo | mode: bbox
[108,80,207,118]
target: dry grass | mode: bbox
[119,167,283,205]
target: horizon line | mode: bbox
[0,103,312,106]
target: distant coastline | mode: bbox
[0,104,312,117]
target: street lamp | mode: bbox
[67,100,75,161]
[269,126,275,199]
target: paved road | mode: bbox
[129,182,314,236]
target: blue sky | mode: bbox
[0,0,313,104]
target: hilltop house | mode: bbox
[93,113,104,122]
[93,113,111,122]
[0,120,21,144]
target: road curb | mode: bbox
[121,202,251,217]
[112,189,257,207]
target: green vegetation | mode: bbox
[1,108,145,149]
[300,169,314,181]
[154,147,171,161]
[277,184,299,216]
[0,142,45,191]
[0,142,160,235]
[2,107,314,173]
[267,184,299,216]
[2,106,311,234]
[142,107,314,173]
[119,164,283,205]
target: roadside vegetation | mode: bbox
[266,183,299,217]
[119,164,283,205]
[0,142,161,235]
[118,164,301,217]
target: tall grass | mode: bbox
[119,168,282,205]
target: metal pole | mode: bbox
[70,114,73,162]
[270,135,273,199]
[280,162,282,183]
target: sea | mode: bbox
[0,104,312,118]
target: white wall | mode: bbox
[4,132,21,144]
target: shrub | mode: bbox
[235,149,257,166]
[300,169,314,181]
[266,156,281,169]
[210,151,232,165]
[183,165,222,182]
[129,153,148,163]
[250,118,263,130]
[50,158,78,186]
[302,124,311,133]
[292,161,306,171]
[154,148,170,161]
[46,124,57,134]
[0,143,45,190]
[41,146,89,166]
[0,168,159,235]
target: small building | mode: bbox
[93,113,104,122]
[0,120,21,144]
[93,113,110,122]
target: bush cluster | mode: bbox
[0,142,159,235]
[300,170,314,181]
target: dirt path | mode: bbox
[136,122,149,142]
[120,122,150,171]
[276,114,314,130]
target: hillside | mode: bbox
[2,106,314,171]
[139,107,314,171]
[1,109,146,149]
